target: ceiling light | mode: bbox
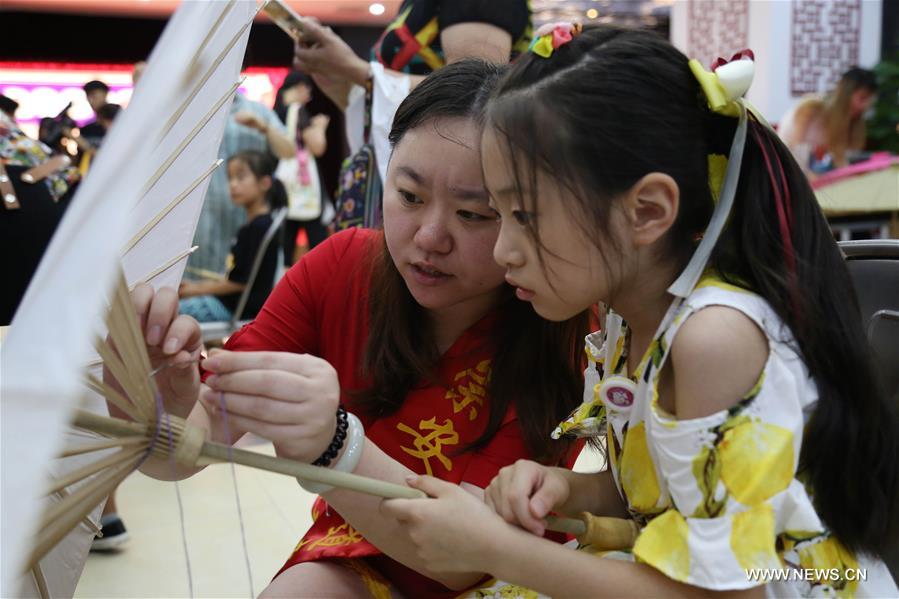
[369,3,386,16]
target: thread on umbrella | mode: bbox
[164,408,194,599]
[218,391,254,598]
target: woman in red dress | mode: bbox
[121,60,589,597]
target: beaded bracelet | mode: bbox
[299,411,365,495]
[312,405,348,467]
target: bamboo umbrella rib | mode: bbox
[112,275,159,414]
[28,456,140,571]
[93,340,149,421]
[107,282,153,390]
[96,329,151,422]
[161,9,248,139]
[101,294,158,420]
[45,445,146,497]
[190,0,237,71]
[84,373,141,421]
[31,563,49,599]
[52,488,102,534]
[123,159,223,254]
[58,436,146,458]
[72,409,149,438]
[131,246,198,290]
[142,78,243,197]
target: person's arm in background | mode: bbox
[292,20,512,110]
[302,114,329,157]
[777,100,819,181]
[233,110,296,159]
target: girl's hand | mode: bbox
[111,284,203,420]
[200,350,339,463]
[178,281,199,298]
[380,475,508,574]
[310,114,330,130]
[233,111,267,134]
[485,460,571,536]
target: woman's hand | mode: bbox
[380,475,509,574]
[109,284,203,420]
[485,460,572,536]
[292,20,370,87]
[200,350,340,463]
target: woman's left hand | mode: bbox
[380,475,511,574]
[200,350,340,462]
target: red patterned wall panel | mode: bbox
[688,0,749,70]
[791,0,861,95]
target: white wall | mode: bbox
[671,0,883,124]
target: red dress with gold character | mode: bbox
[224,228,575,598]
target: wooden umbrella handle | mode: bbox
[546,513,639,552]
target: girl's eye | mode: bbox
[399,191,421,205]
[458,210,498,223]
[512,210,535,226]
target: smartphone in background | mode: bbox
[261,0,305,41]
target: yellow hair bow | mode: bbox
[689,50,755,118]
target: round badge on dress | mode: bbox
[599,375,637,412]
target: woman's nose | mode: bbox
[414,214,452,255]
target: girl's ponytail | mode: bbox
[266,177,287,211]
[714,108,899,558]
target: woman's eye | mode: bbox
[458,210,498,222]
[399,191,420,205]
[512,210,534,226]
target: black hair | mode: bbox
[487,25,898,556]
[840,66,878,92]
[0,94,19,117]
[82,80,109,95]
[273,71,315,126]
[358,59,591,464]
[226,149,287,211]
[96,103,121,121]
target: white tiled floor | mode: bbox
[74,441,605,598]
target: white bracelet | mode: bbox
[298,412,365,495]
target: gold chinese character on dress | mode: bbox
[445,359,491,421]
[295,522,364,553]
[397,417,459,476]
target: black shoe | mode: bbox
[91,514,129,551]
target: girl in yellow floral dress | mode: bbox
[382,24,899,597]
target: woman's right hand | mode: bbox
[292,20,370,87]
[484,460,572,537]
[129,283,203,419]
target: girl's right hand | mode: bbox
[484,460,571,537]
[129,283,203,419]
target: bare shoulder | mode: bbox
[669,305,768,420]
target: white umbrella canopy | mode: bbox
[0,1,257,594]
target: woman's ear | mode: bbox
[259,174,273,193]
[620,173,679,248]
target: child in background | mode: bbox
[179,150,284,322]
[382,25,899,597]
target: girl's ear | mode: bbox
[620,173,679,248]
[259,174,273,193]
